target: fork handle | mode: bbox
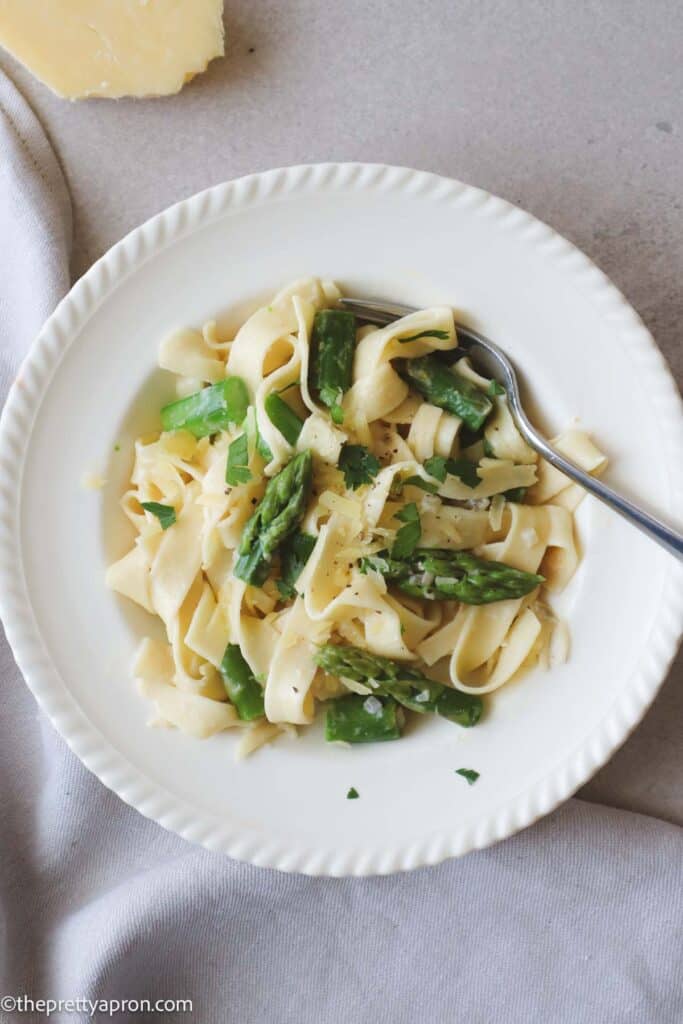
[338,296,683,562]
[515,414,683,561]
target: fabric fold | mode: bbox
[0,67,680,1024]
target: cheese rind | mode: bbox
[0,1,225,100]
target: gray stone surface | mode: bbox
[1,0,681,821]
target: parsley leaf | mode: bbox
[487,379,506,396]
[398,329,450,344]
[455,768,480,786]
[141,502,176,530]
[339,444,380,490]
[276,531,317,599]
[444,457,480,489]
[226,433,252,485]
[423,455,448,482]
[423,455,480,489]
[391,502,421,558]
[403,475,439,494]
[256,425,273,462]
[346,787,360,799]
[503,486,527,503]
[359,553,391,576]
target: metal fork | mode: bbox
[339,296,683,561]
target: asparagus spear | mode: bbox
[226,432,252,485]
[316,643,483,728]
[325,693,404,743]
[395,355,493,431]
[264,392,304,445]
[310,309,357,422]
[361,549,544,604]
[276,530,317,598]
[219,644,265,721]
[234,449,313,586]
[160,378,249,438]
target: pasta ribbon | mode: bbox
[107,278,607,754]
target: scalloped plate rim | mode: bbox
[0,162,681,876]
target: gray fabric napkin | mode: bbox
[0,69,681,1024]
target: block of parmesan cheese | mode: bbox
[0,0,225,100]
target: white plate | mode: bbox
[1,164,681,876]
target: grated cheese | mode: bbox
[489,493,506,532]
[319,490,363,520]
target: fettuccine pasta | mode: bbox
[106,279,606,756]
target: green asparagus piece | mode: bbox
[310,309,357,421]
[160,378,249,438]
[276,530,317,598]
[395,355,493,431]
[226,433,252,485]
[315,643,483,728]
[234,450,313,586]
[265,393,304,446]
[361,548,544,604]
[325,693,403,743]
[219,644,265,721]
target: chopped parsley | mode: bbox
[503,486,527,503]
[113,443,121,452]
[330,404,345,425]
[423,456,448,482]
[398,328,450,344]
[358,553,391,576]
[455,768,480,786]
[391,502,421,558]
[339,444,380,490]
[256,433,273,462]
[346,787,360,800]
[140,502,176,530]
[487,379,506,396]
[445,457,481,489]
[402,475,439,494]
[226,432,252,485]
[276,531,317,599]
[423,455,480,489]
